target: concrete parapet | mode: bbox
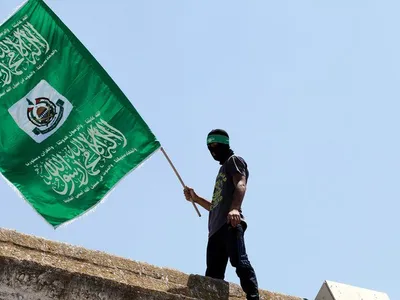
[0,228,303,300]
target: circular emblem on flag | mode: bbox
[26,97,57,127]
[9,79,72,143]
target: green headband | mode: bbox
[207,134,229,145]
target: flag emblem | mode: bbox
[8,79,73,143]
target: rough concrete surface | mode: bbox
[0,228,303,300]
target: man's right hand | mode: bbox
[184,186,198,203]
[184,186,212,212]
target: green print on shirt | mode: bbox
[210,172,227,210]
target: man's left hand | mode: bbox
[227,209,241,227]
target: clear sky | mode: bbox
[1,0,398,299]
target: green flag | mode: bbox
[0,0,161,228]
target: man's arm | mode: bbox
[227,173,247,227]
[184,187,212,211]
[231,173,247,210]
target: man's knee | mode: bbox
[230,253,253,270]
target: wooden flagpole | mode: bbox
[160,147,201,217]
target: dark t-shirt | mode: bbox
[208,155,249,237]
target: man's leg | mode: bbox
[205,226,229,280]
[227,223,259,300]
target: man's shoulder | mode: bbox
[227,155,247,165]
[225,155,248,171]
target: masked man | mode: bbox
[184,129,259,300]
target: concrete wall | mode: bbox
[0,228,302,300]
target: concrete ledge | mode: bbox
[0,228,302,300]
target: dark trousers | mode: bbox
[206,222,259,300]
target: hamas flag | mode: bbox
[0,0,161,227]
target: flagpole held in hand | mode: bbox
[160,147,201,217]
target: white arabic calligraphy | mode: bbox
[0,22,50,88]
[34,119,127,196]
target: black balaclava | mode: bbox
[207,129,234,165]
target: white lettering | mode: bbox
[0,22,50,89]
[33,119,128,199]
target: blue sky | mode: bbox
[1,0,399,299]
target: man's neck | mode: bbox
[219,150,234,165]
